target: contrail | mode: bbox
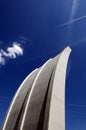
[0,97,11,102]
[67,103,86,107]
[0,99,10,102]
[57,15,86,28]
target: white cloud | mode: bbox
[0,42,23,65]
[0,53,5,65]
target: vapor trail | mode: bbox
[0,97,11,102]
[0,99,10,102]
[57,15,86,28]
[67,103,86,107]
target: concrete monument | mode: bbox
[2,47,71,130]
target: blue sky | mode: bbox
[0,0,86,129]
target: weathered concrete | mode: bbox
[2,47,71,130]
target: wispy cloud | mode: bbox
[70,0,79,20]
[0,53,5,65]
[58,0,79,45]
[57,0,79,28]
[18,36,28,44]
[0,42,23,65]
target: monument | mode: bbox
[2,46,71,130]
